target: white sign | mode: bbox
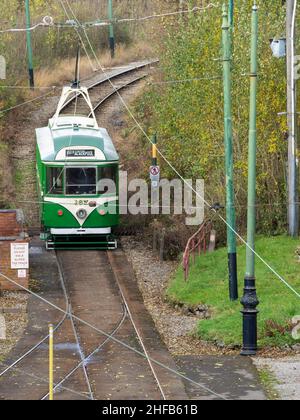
[18,270,27,279]
[0,56,6,80]
[0,315,6,340]
[11,243,29,270]
[150,165,160,177]
[150,166,160,188]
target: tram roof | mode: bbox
[36,116,119,162]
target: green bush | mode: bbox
[137,0,291,235]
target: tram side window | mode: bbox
[47,167,63,195]
[66,167,97,195]
[97,166,117,194]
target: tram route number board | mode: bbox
[66,149,95,158]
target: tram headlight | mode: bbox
[76,208,87,220]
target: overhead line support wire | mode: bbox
[0,270,227,401]
[62,4,300,302]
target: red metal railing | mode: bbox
[183,221,213,281]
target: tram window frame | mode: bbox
[65,166,97,196]
[46,167,64,195]
[97,165,118,195]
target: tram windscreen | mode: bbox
[47,167,63,195]
[97,166,117,194]
[66,167,97,195]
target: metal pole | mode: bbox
[152,133,158,166]
[49,324,54,400]
[108,0,115,58]
[228,0,234,28]
[222,4,238,301]
[25,0,34,88]
[241,2,259,356]
[151,134,159,215]
[286,0,298,237]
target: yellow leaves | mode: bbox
[267,132,280,154]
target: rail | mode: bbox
[183,221,214,281]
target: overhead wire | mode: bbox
[0,4,220,33]
[0,87,56,115]
[0,361,91,400]
[0,1,298,299]
[56,0,96,72]
[0,0,297,399]
[0,16,54,33]
[0,270,227,401]
[60,2,300,301]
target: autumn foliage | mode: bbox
[138,0,290,235]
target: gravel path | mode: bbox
[0,292,28,362]
[253,356,300,400]
[122,237,300,399]
[121,237,235,356]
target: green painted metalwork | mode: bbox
[42,202,119,229]
[222,4,238,300]
[25,0,34,88]
[228,0,234,28]
[36,121,119,162]
[245,3,258,279]
[36,115,120,248]
[108,0,115,58]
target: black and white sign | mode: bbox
[66,149,95,158]
[11,243,29,270]
[150,166,160,188]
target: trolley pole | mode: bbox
[286,0,298,237]
[49,324,54,400]
[25,0,34,88]
[222,4,238,301]
[108,0,115,59]
[241,2,259,356]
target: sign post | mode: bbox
[150,134,160,214]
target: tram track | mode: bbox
[0,60,189,400]
[45,250,169,400]
[1,61,157,394]
[60,60,157,116]
[40,251,128,400]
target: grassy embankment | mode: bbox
[167,236,300,348]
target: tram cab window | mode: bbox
[66,167,97,195]
[97,166,117,194]
[47,167,63,195]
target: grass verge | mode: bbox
[258,368,280,400]
[167,235,300,348]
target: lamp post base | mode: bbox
[241,276,259,356]
[240,349,257,356]
[228,252,238,301]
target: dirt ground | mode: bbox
[121,236,237,357]
[0,61,298,399]
[0,292,28,362]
